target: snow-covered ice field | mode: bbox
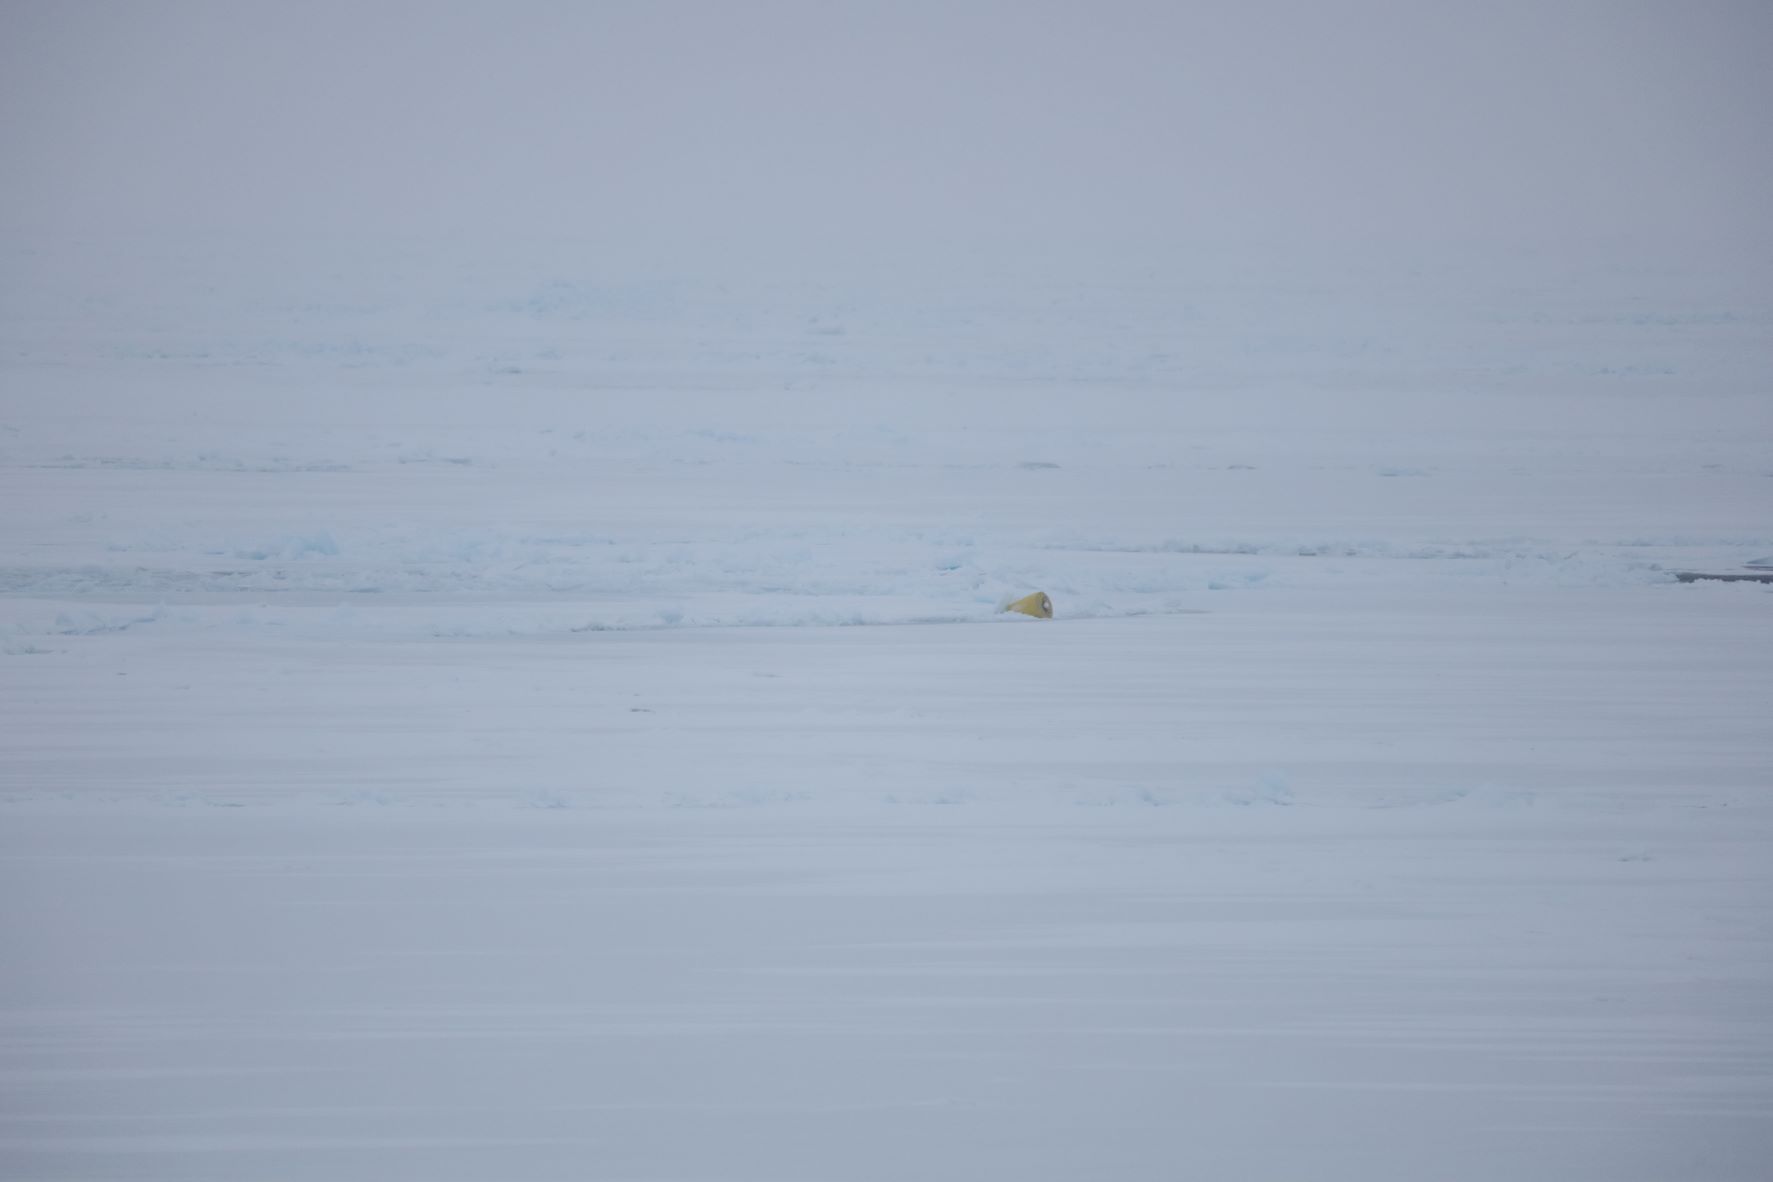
[3,239,1771,1179]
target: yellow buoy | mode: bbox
[1003,591,1053,619]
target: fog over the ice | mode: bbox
[4,0,1770,275]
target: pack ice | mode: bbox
[1,239,1770,1181]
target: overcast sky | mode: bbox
[3,1,1769,270]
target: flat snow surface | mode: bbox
[3,242,1771,1179]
